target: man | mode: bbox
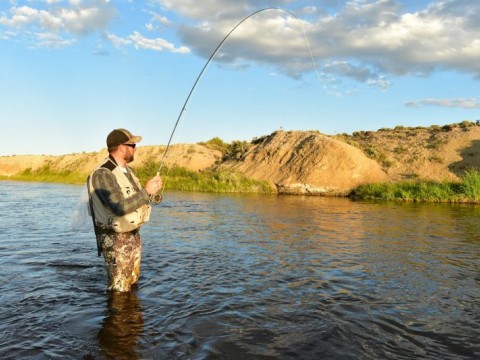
[88,128,162,292]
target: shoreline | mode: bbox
[3,167,480,204]
[2,122,480,202]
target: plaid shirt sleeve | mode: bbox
[92,168,150,216]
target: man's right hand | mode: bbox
[145,175,163,195]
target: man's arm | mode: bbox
[92,168,149,216]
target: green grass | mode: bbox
[352,169,480,203]
[5,160,480,201]
[0,165,86,184]
[1,160,274,194]
[132,160,274,194]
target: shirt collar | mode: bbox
[108,155,128,173]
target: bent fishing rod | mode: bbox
[151,7,319,204]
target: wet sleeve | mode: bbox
[92,168,150,216]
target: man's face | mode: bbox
[122,143,136,163]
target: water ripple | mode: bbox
[0,183,479,359]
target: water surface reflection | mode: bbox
[0,183,478,359]
[98,291,144,359]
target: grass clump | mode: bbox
[132,160,274,194]
[460,168,480,200]
[166,169,273,194]
[2,157,274,194]
[352,169,480,203]
[1,165,86,184]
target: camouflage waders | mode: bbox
[101,230,142,292]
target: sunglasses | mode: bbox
[123,143,136,148]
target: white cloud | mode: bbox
[129,30,190,53]
[0,0,116,47]
[323,61,390,89]
[59,4,115,35]
[151,14,171,26]
[159,0,254,20]
[69,0,83,7]
[35,31,76,48]
[155,0,480,86]
[106,31,190,54]
[0,30,16,40]
[2,0,480,86]
[106,32,131,47]
[405,98,480,109]
[145,13,171,31]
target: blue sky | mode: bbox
[0,0,479,155]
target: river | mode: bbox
[0,181,479,359]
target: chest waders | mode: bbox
[87,158,151,256]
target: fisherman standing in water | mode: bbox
[88,128,163,292]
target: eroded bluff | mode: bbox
[221,130,387,195]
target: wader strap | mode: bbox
[95,227,116,235]
[95,227,139,235]
[87,175,104,257]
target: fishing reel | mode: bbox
[150,192,163,204]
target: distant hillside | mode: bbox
[2,121,480,195]
[333,121,480,182]
[0,144,222,179]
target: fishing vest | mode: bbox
[88,158,151,233]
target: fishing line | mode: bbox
[152,7,320,203]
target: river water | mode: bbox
[0,181,479,359]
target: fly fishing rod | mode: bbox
[151,7,319,203]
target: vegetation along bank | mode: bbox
[2,121,480,203]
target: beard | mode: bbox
[125,152,134,163]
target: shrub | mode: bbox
[224,140,251,160]
[393,146,407,154]
[199,137,252,160]
[199,137,230,154]
[459,120,474,129]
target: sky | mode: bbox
[0,0,479,156]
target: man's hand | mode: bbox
[145,175,163,195]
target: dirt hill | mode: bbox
[219,130,387,195]
[333,122,480,182]
[0,144,222,177]
[2,121,480,195]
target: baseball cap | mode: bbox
[106,128,142,148]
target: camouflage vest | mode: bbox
[88,157,151,233]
